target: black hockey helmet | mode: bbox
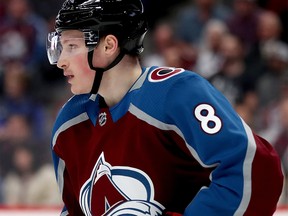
[55,0,148,55]
[47,0,148,94]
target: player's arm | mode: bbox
[166,73,283,215]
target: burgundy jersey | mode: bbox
[51,67,283,216]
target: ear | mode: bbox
[103,35,119,55]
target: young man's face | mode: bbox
[57,30,96,94]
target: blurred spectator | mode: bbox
[0,109,59,205]
[194,19,228,79]
[209,33,247,105]
[256,10,283,44]
[174,0,231,45]
[253,41,288,143]
[161,40,196,69]
[142,21,176,67]
[0,114,32,143]
[0,0,48,71]
[0,113,34,179]
[142,21,196,69]
[256,41,288,108]
[258,0,288,43]
[2,142,62,206]
[226,0,262,53]
[0,60,47,139]
[243,10,284,87]
[257,76,288,145]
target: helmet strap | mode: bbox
[88,49,126,94]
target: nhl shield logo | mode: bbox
[98,112,107,126]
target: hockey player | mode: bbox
[46,0,283,215]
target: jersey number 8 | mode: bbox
[194,104,222,135]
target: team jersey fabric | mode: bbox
[51,66,283,216]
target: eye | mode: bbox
[68,44,77,50]
[60,38,86,55]
[61,43,79,53]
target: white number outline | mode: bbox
[194,103,222,135]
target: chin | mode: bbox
[71,88,90,95]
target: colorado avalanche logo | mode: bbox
[79,153,164,216]
[148,67,185,82]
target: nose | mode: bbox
[57,53,68,69]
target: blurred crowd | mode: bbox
[0,0,70,206]
[0,0,287,207]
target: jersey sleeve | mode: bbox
[165,73,283,215]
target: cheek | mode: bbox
[79,61,95,84]
[77,59,94,76]
[74,57,96,93]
